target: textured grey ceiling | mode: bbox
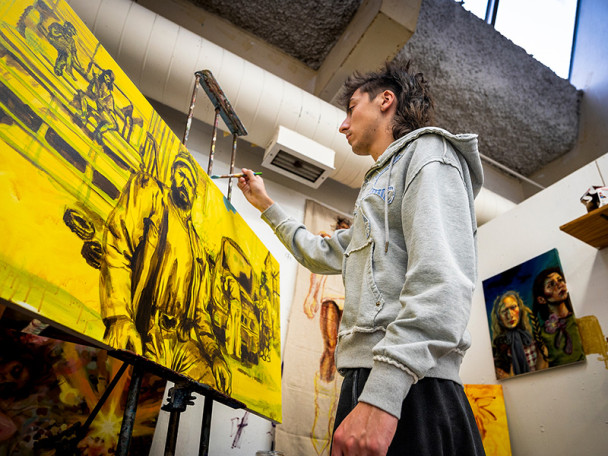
[184,0,580,177]
[191,0,363,69]
[398,0,581,176]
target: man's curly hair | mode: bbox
[338,59,435,140]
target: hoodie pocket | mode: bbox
[343,214,385,326]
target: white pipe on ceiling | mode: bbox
[67,0,516,223]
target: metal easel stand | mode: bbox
[161,381,197,456]
[115,359,145,456]
[159,382,220,456]
[183,69,248,202]
[107,348,245,456]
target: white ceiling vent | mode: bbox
[262,126,335,188]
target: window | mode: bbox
[460,0,578,79]
[461,0,490,20]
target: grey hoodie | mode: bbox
[262,126,483,418]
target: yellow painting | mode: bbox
[464,384,512,456]
[0,0,281,422]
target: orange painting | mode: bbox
[464,384,512,456]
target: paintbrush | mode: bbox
[210,172,262,179]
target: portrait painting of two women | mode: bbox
[483,249,585,379]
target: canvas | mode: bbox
[0,0,281,422]
[0,327,166,455]
[482,249,585,380]
[464,384,512,456]
[275,200,351,456]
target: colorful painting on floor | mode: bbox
[482,249,585,380]
[464,384,512,456]
[0,0,281,421]
[275,200,351,455]
[0,327,166,455]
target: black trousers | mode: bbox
[333,369,486,455]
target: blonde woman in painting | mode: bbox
[491,291,548,379]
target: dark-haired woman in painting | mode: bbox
[491,291,548,379]
[532,268,585,367]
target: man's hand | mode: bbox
[104,317,143,355]
[332,402,398,456]
[213,358,232,396]
[236,168,274,212]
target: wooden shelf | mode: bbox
[559,204,608,249]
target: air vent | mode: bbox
[263,126,335,188]
[269,150,327,183]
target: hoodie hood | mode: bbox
[364,126,483,253]
[371,126,484,197]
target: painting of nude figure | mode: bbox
[0,0,281,422]
[275,200,351,456]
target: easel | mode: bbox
[110,351,244,456]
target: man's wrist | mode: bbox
[256,197,274,212]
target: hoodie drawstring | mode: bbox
[384,154,397,253]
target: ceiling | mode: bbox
[137,0,581,181]
[188,0,363,70]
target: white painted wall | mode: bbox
[461,154,608,455]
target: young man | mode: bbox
[238,60,485,455]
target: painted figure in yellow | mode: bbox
[100,151,231,394]
[303,216,351,455]
[224,275,242,360]
[303,216,351,382]
[47,21,82,79]
[258,271,274,362]
[75,68,118,143]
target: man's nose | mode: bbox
[339,118,349,134]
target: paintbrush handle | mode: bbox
[211,172,262,179]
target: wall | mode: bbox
[461,153,608,455]
[530,0,608,189]
[147,103,357,455]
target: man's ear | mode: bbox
[379,90,396,112]
[537,296,546,305]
